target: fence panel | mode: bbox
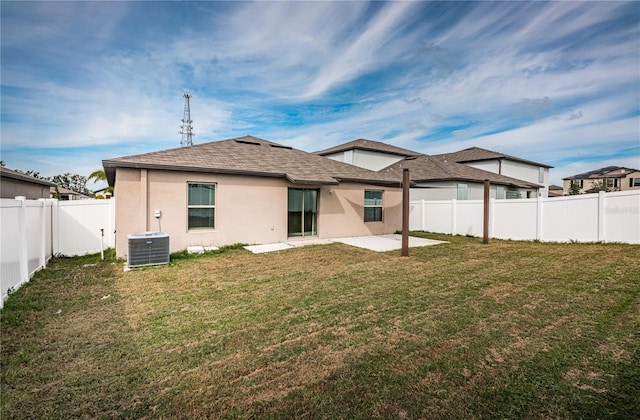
[1,199,23,304]
[410,190,639,244]
[1,198,115,308]
[455,201,483,236]
[57,200,115,256]
[543,195,599,242]
[493,199,538,240]
[603,191,640,244]
[409,200,454,233]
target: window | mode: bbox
[496,186,506,199]
[188,183,215,229]
[364,190,383,222]
[344,150,354,164]
[457,184,468,200]
[538,167,544,183]
[630,178,640,187]
[572,180,583,188]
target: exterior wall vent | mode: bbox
[127,232,170,268]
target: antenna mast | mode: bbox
[179,93,193,147]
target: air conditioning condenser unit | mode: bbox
[127,232,170,268]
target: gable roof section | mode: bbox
[0,167,55,187]
[314,139,420,158]
[563,166,640,180]
[434,147,553,168]
[102,135,401,187]
[381,155,542,189]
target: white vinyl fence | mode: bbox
[1,198,115,308]
[410,190,640,244]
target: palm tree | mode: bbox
[88,169,113,196]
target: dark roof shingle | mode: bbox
[563,166,640,180]
[433,147,553,169]
[0,167,55,187]
[103,135,401,187]
[381,155,542,189]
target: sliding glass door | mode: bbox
[288,189,318,237]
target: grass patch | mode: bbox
[2,234,639,418]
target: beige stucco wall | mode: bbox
[113,168,402,257]
[0,178,51,199]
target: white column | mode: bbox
[451,199,457,235]
[15,196,28,285]
[38,199,47,268]
[536,195,544,241]
[598,191,606,242]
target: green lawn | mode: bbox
[2,233,639,419]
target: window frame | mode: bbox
[456,183,468,200]
[187,182,216,230]
[364,190,383,223]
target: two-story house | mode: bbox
[430,147,552,198]
[315,140,544,200]
[563,166,640,194]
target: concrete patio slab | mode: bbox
[244,243,295,254]
[244,234,446,254]
[332,234,447,252]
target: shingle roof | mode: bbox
[381,155,542,189]
[314,139,420,157]
[563,166,640,180]
[0,167,55,187]
[102,135,401,187]
[433,147,553,169]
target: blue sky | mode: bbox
[1,1,639,188]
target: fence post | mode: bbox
[52,199,59,255]
[15,196,28,286]
[490,197,495,238]
[401,168,410,257]
[38,199,47,269]
[598,191,606,242]
[536,195,544,241]
[451,199,457,235]
[421,199,426,231]
[483,180,490,244]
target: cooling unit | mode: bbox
[127,232,170,268]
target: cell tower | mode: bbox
[179,93,194,147]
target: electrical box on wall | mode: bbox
[154,209,161,218]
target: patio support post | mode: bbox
[483,179,490,244]
[402,168,410,256]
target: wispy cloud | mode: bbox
[1,1,638,186]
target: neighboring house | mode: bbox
[51,186,91,200]
[548,185,564,197]
[93,187,113,199]
[316,140,543,200]
[431,147,553,197]
[0,167,55,199]
[381,155,541,201]
[562,166,640,194]
[315,139,420,171]
[103,136,404,258]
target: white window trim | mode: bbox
[364,190,383,222]
[187,182,216,230]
